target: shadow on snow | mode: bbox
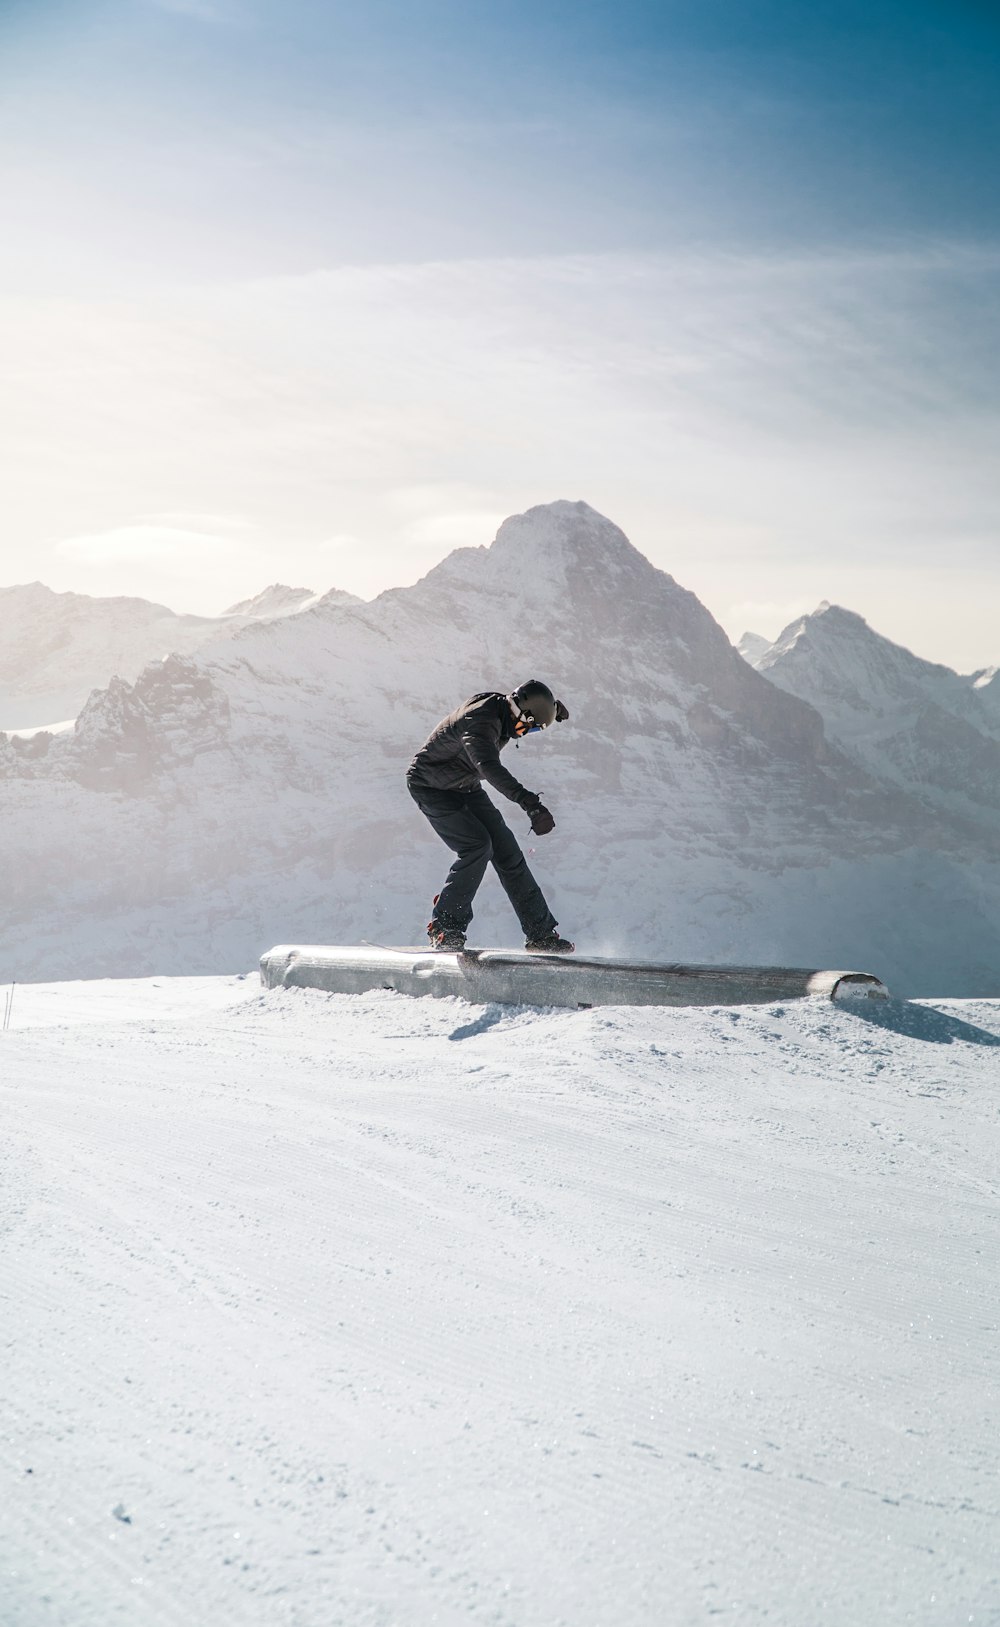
[843,998,1000,1048]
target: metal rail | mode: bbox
[260,946,888,1009]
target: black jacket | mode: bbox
[407,692,540,810]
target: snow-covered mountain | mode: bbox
[224,584,339,617]
[2,503,999,994]
[746,603,1000,835]
[0,580,354,731]
[737,630,771,665]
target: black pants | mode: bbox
[408,782,557,938]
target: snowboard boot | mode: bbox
[524,931,575,955]
[427,897,466,952]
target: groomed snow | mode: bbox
[3,977,999,1625]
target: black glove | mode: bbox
[555,700,569,723]
[529,804,555,835]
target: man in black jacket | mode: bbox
[407,680,574,953]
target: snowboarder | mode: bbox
[407,681,575,954]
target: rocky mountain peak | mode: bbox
[737,631,772,666]
[757,600,1000,832]
[224,585,318,618]
[761,603,870,665]
[761,603,970,696]
[491,499,644,566]
[313,586,364,612]
[419,501,658,603]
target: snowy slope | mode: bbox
[3,977,999,1627]
[2,502,999,994]
[0,581,352,730]
[751,603,1000,834]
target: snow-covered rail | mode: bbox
[259,945,889,1008]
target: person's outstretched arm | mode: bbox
[459,715,541,811]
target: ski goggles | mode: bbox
[512,698,568,735]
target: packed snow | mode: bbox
[3,974,999,1626]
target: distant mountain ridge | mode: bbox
[0,579,355,730]
[2,502,999,994]
[224,585,317,617]
[222,584,360,618]
[737,631,772,666]
[744,602,1000,835]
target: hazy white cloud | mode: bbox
[3,241,1000,662]
[385,483,503,519]
[54,525,243,572]
[313,511,507,597]
[316,534,365,556]
[48,524,257,606]
[400,510,507,550]
[134,510,254,532]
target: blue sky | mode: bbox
[1,0,999,664]
[7,0,1000,276]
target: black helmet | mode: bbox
[511,680,565,731]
